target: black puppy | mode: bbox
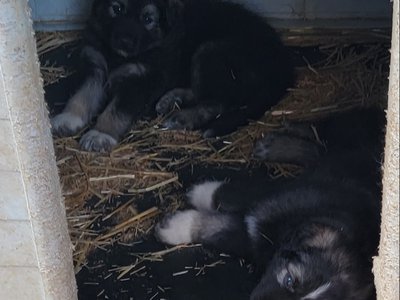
[156,108,385,300]
[51,0,294,152]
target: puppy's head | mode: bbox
[90,0,183,58]
[251,225,375,300]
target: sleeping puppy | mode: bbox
[51,0,294,152]
[156,108,385,300]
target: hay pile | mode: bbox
[37,31,80,86]
[37,32,389,273]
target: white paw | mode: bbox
[51,112,85,137]
[156,210,201,245]
[79,129,117,152]
[187,181,224,210]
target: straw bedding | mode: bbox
[37,31,390,277]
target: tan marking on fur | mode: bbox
[63,75,105,123]
[94,98,132,140]
[306,226,339,249]
[108,63,147,82]
[288,263,305,284]
[276,269,288,287]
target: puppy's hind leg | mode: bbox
[190,41,239,105]
[188,41,275,136]
[187,180,225,211]
[187,180,268,214]
[156,210,251,257]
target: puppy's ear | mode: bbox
[165,0,184,27]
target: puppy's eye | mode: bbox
[113,3,122,14]
[143,15,155,25]
[110,2,124,17]
[284,273,295,292]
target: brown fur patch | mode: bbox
[94,98,133,140]
[64,74,105,123]
[305,226,339,249]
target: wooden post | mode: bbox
[373,1,400,299]
[0,1,77,299]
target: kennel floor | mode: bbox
[41,38,389,300]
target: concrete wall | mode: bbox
[0,1,77,299]
[373,0,400,299]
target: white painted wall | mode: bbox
[0,1,77,299]
[373,1,400,299]
[28,0,392,30]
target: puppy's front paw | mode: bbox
[156,94,182,115]
[162,111,195,130]
[253,134,276,160]
[253,133,321,165]
[51,112,85,137]
[79,130,117,152]
[155,210,201,245]
[156,88,193,115]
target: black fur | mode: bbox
[51,0,294,152]
[156,108,385,300]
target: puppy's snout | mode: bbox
[112,33,141,57]
[120,37,136,49]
